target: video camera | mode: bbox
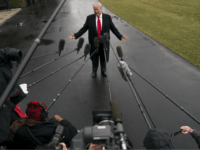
[70,111,133,150]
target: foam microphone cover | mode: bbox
[94,37,99,48]
[103,33,109,41]
[59,39,65,51]
[116,46,123,58]
[109,100,122,122]
[99,35,105,44]
[84,44,91,56]
[77,38,84,49]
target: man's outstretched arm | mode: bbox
[69,16,89,39]
[109,15,128,42]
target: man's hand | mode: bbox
[53,115,63,122]
[68,33,75,39]
[121,35,128,42]
[180,126,193,134]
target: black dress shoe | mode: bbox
[91,72,96,78]
[101,71,107,77]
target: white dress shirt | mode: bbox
[96,13,103,31]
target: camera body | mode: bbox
[70,111,132,150]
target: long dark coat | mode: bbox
[74,13,123,62]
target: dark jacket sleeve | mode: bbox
[74,16,89,39]
[0,101,15,144]
[190,129,200,148]
[59,119,78,147]
[109,15,123,40]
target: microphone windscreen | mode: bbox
[99,35,105,44]
[109,100,122,122]
[94,37,99,48]
[59,39,65,51]
[84,44,91,56]
[77,38,84,49]
[118,62,128,82]
[116,46,123,58]
[103,33,109,41]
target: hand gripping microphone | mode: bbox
[94,37,99,54]
[58,39,65,56]
[84,44,91,61]
[99,35,107,51]
[109,100,122,122]
[76,37,84,54]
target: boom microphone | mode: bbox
[103,33,109,42]
[84,44,91,61]
[94,37,99,54]
[116,46,123,60]
[58,39,65,56]
[109,100,122,122]
[76,38,84,54]
[99,35,107,51]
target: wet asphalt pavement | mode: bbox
[1,0,200,149]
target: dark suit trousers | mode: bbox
[92,43,106,73]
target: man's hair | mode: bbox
[93,2,102,8]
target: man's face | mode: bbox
[93,5,102,17]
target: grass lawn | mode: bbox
[99,0,200,68]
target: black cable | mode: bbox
[20,49,76,78]
[30,52,57,60]
[129,66,200,125]
[27,55,84,88]
[109,42,152,129]
[47,49,97,110]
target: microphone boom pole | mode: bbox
[30,52,57,60]
[99,35,112,101]
[27,55,85,88]
[20,49,76,78]
[109,42,153,129]
[47,49,97,110]
[128,66,200,125]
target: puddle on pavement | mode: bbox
[39,39,54,45]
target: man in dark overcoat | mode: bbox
[69,3,128,78]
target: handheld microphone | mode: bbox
[109,100,122,122]
[116,46,123,60]
[171,129,182,137]
[84,44,91,61]
[94,37,99,54]
[58,39,65,56]
[76,38,84,54]
[99,35,107,51]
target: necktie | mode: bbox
[97,16,101,42]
